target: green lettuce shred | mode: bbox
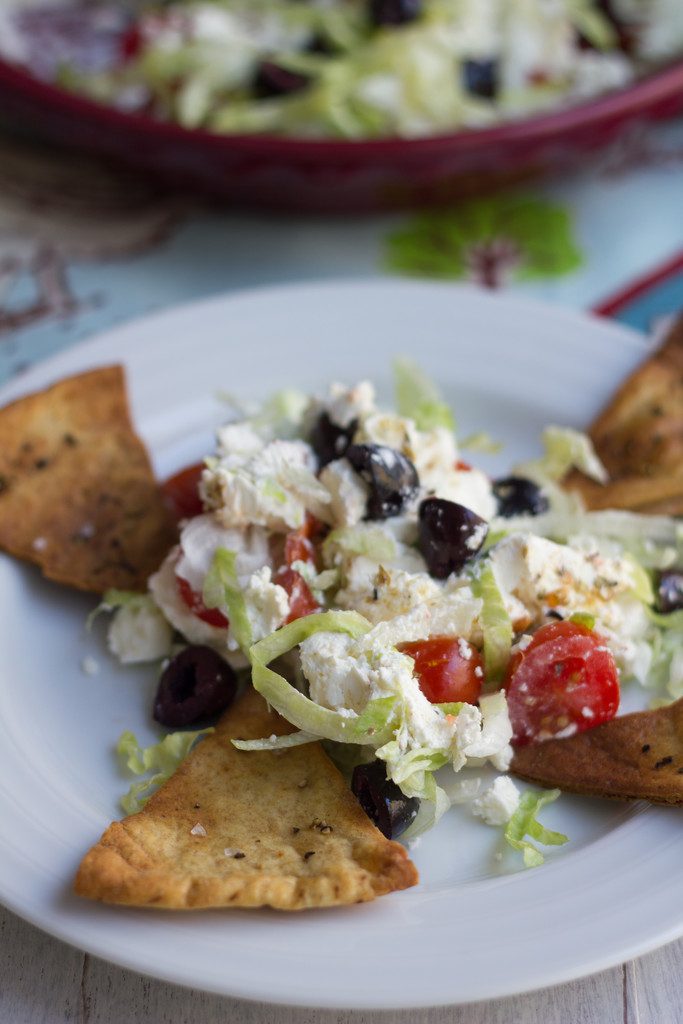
[473,563,513,684]
[322,525,397,564]
[246,610,405,746]
[117,728,214,815]
[517,425,608,485]
[505,788,568,867]
[87,588,148,630]
[393,357,455,432]
[460,431,502,454]
[202,547,252,651]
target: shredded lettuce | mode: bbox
[87,588,148,630]
[322,525,397,564]
[460,431,502,454]
[232,730,318,751]
[473,563,513,684]
[246,610,408,746]
[202,547,252,651]
[647,607,683,631]
[117,728,214,815]
[505,788,568,867]
[393,357,455,433]
[517,426,608,485]
[400,779,451,840]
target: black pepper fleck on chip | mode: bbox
[641,744,651,753]
[34,458,49,470]
[303,851,315,861]
[292,827,300,834]
[654,756,673,769]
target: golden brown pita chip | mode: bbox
[0,366,176,593]
[74,688,418,911]
[511,699,683,804]
[566,315,683,513]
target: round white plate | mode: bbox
[0,281,680,1010]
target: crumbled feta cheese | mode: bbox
[240,566,289,647]
[471,777,520,826]
[432,466,497,521]
[488,533,647,645]
[319,459,368,528]
[190,822,207,837]
[107,597,174,665]
[335,559,441,623]
[325,381,376,428]
[175,514,271,593]
[201,439,330,531]
[215,422,263,459]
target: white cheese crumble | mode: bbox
[240,566,289,648]
[471,777,520,827]
[175,513,271,593]
[107,597,174,665]
[319,459,368,528]
[201,438,330,531]
[190,823,207,837]
[325,380,376,428]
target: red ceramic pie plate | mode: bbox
[0,56,682,212]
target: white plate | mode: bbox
[0,281,681,1011]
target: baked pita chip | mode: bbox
[511,699,683,804]
[0,366,176,593]
[566,315,683,512]
[74,688,418,911]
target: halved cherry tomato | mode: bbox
[163,462,204,521]
[504,620,619,747]
[177,575,229,629]
[284,530,316,568]
[284,513,323,567]
[276,566,320,623]
[397,636,484,705]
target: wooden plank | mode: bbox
[0,907,83,1024]
[624,937,683,1024]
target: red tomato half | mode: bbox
[163,462,204,521]
[398,636,484,705]
[276,566,320,623]
[284,530,316,568]
[284,514,324,567]
[177,575,229,629]
[505,620,619,747]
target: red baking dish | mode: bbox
[0,56,682,213]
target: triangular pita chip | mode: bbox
[75,688,418,910]
[0,365,176,592]
[511,698,683,804]
[566,315,683,514]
